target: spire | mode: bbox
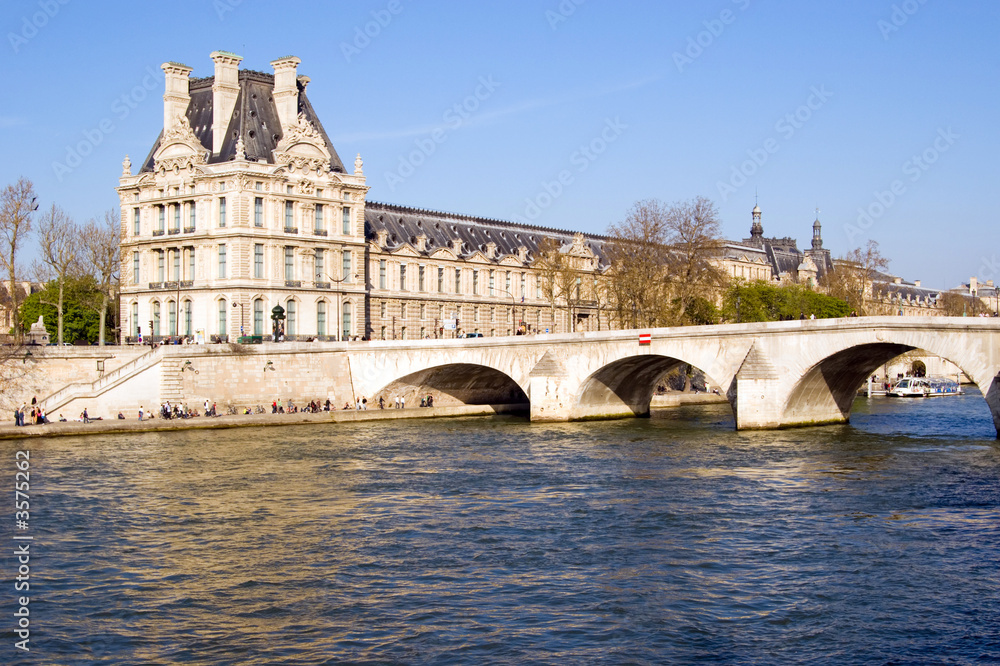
[750,197,763,243]
[812,208,823,250]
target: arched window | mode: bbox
[183,299,193,336]
[168,301,177,336]
[342,301,352,339]
[317,301,326,337]
[152,301,161,336]
[286,299,297,337]
[218,299,227,337]
[131,302,139,339]
[254,298,264,336]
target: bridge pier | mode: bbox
[985,374,1000,438]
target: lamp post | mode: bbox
[232,301,244,341]
[495,288,517,334]
[318,272,359,341]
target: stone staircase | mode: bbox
[41,347,164,414]
[159,357,185,404]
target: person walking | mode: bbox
[400,395,405,409]
[138,405,144,422]
[83,408,90,424]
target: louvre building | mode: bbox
[118,53,851,342]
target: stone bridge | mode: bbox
[348,317,1000,433]
[35,317,1000,435]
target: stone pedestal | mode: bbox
[27,316,49,346]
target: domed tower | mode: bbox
[749,202,764,246]
[811,212,823,250]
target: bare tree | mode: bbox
[81,209,122,345]
[606,197,726,328]
[825,240,890,315]
[534,237,573,332]
[663,196,727,325]
[606,199,673,328]
[35,204,82,345]
[0,178,38,336]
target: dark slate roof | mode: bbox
[139,70,346,173]
[364,201,611,268]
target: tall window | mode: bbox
[438,267,444,292]
[254,244,263,278]
[401,303,407,320]
[473,270,479,295]
[286,300,296,337]
[189,201,196,229]
[489,270,495,296]
[254,197,263,227]
[133,208,141,235]
[157,250,165,282]
[219,198,226,227]
[173,204,180,232]
[399,264,407,291]
[342,251,351,281]
[253,298,264,335]
[152,302,161,336]
[218,299,227,336]
[131,302,138,338]
[218,244,227,279]
[314,205,323,233]
[157,205,164,233]
[419,303,426,320]
[284,247,294,281]
[455,268,462,294]
[317,301,326,336]
[342,301,351,338]
[315,249,324,280]
[183,300,192,336]
[505,271,511,295]
[168,301,177,336]
[285,201,293,229]
[173,249,180,282]
[342,208,351,234]
[418,265,425,291]
[521,273,526,300]
[132,252,139,285]
[188,248,195,282]
[379,260,386,289]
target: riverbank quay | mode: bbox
[0,404,529,441]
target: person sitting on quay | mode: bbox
[343,402,351,410]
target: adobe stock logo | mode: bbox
[8,0,71,54]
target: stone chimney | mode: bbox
[271,56,301,133]
[451,239,463,254]
[376,229,388,247]
[486,242,497,259]
[416,234,427,252]
[970,276,978,295]
[161,62,193,132]
[210,51,242,154]
[914,280,921,287]
[518,246,528,262]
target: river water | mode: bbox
[4,391,1000,664]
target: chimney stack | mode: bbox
[161,62,193,132]
[271,56,301,133]
[210,51,243,154]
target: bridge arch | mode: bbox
[372,363,528,408]
[777,326,1000,432]
[576,354,730,419]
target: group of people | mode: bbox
[13,398,47,426]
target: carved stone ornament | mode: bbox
[154,115,209,173]
[122,154,132,176]
[354,153,363,175]
[235,136,247,161]
[272,113,331,173]
[236,174,251,191]
[296,179,315,195]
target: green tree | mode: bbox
[721,281,849,322]
[20,275,106,344]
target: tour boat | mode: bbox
[887,376,963,398]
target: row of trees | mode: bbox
[0,177,120,345]
[532,196,920,329]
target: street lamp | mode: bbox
[317,272,359,341]
[232,301,244,340]
[495,287,518,335]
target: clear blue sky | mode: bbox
[2,0,997,289]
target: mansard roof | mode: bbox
[364,201,611,269]
[139,69,346,174]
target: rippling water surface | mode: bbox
[4,392,1000,664]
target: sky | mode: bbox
[1,0,997,290]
